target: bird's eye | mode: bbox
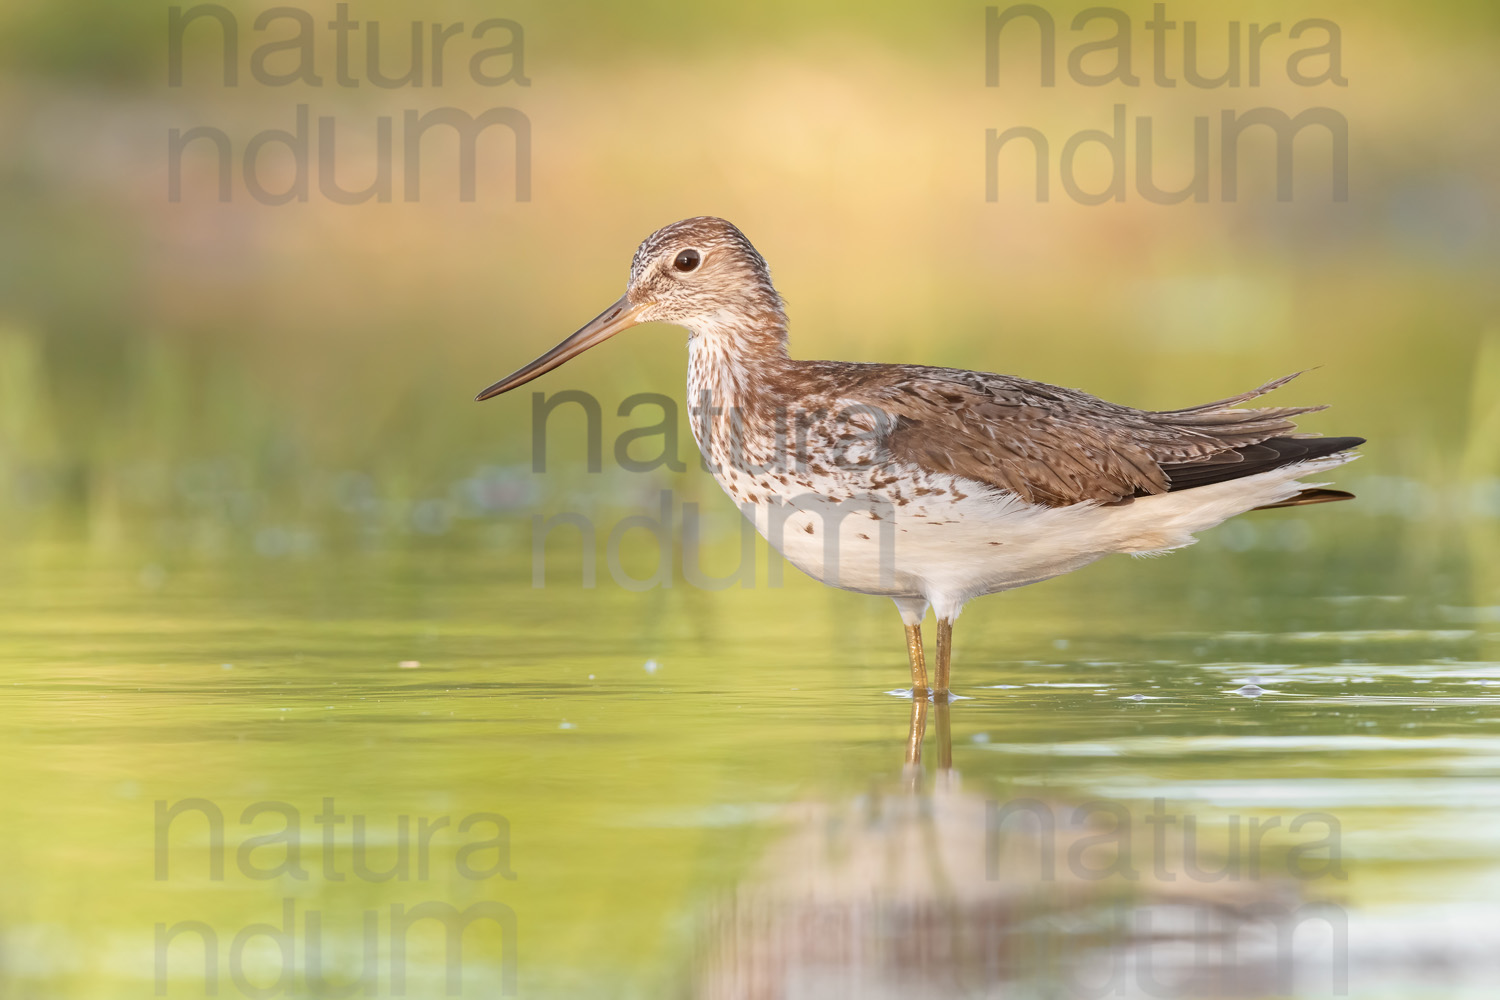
[673,249,701,272]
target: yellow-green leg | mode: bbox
[905,623,930,695]
[934,618,954,696]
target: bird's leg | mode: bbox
[934,618,954,696]
[893,598,931,695]
[905,623,930,696]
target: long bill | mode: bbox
[475,295,646,401]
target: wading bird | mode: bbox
[476,217,1362,698]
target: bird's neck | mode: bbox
[684,306,795,477]
[684,306,790,405]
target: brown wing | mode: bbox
[829,367,1353,506]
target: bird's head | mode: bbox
[476,217,786,401]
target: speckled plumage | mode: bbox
[477,216,1365,694]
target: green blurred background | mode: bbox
[0,0,1495,563]
[1,1,1498,998]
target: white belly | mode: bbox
[731,476,1109,600]
[716,455,1356,616]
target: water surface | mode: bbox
[3,517,1497,998]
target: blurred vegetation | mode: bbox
[5,0,1500,83]
[0,0,1494,567]
[0,8,1491,580]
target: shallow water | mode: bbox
[2,518,1498,999]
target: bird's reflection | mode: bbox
[688,702,1342,1000]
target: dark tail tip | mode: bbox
[1298,436,1366,459]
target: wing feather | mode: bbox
[796,365,1358,506]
